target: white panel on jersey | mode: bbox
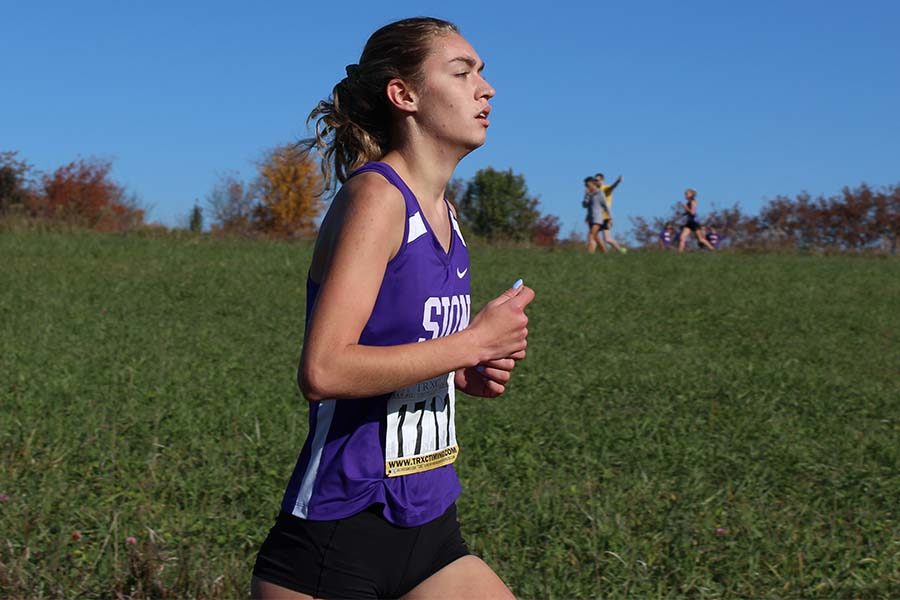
[408,212,427,244]
[450,213,467,247]
[292,399,336,518]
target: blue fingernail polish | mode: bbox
[475,365,486,373]
[512,279,523,289]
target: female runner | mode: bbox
[251,17,533,599]
[678,188,715,252]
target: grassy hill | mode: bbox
[1,231,898,598]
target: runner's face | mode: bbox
[415,33,495,153]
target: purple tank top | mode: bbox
[280,162,471,527]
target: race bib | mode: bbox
[384,373,458,477]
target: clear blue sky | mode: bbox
[3,1,899,238]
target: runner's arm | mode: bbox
[599,195,611,216]
[299,177,532,402]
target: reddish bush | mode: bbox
[206,173,254,236]
[531,214,561,247]
[34,158,144,231]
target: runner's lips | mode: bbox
[476,105,491,125]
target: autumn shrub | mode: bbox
[531,214,561,247]
[207,146,323,239]
[29,158,145,232]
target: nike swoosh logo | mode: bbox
[456,268,468,279]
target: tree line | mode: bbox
[207,156,560,246]
[0,151,144,232]
[0,146,326,237]
[1,147,558,244]
[3,147,897,253]
[630,184,900,253]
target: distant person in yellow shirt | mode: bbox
[594,173,627,254]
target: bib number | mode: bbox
[384,373,458,477]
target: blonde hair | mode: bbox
[302,17,459,192]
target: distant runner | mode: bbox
[594,172,627,253]
[679,188,715,252]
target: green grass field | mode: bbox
[1,231,898,599]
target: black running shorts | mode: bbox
[252,503,469,599]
